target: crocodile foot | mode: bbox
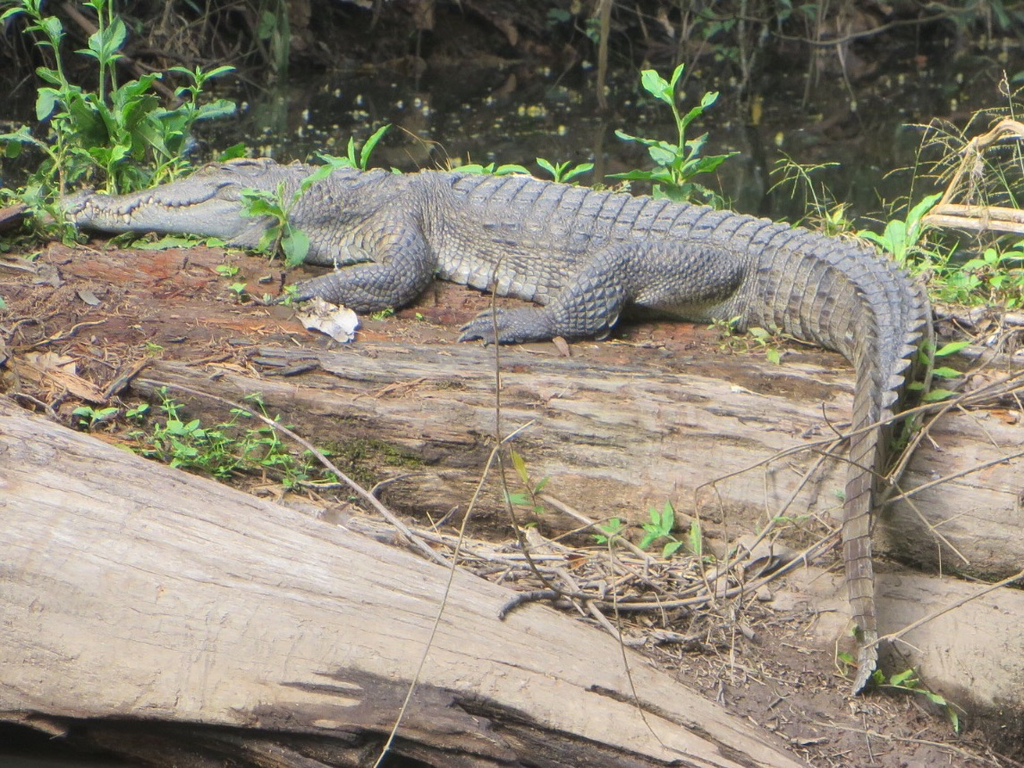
[458,308,557,345]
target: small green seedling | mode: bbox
[639,500,685,559]
[594,517,626,546]
[833,659,962,733]
[909,339,970,402]
[535,158,593,184]
[72,404,118,429]
[857,193,941,266]
[504,449,550,515]
[215,264,240,278]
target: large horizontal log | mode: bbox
[7,241,1020,581]
[131,334,1024,582]
[0,396,803,768]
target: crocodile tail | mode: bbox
[845,269,931,693]
[732,224,931,693]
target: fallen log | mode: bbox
[0,396,804,768]
[130,336,1024,582]
[7,242,1021,583]
[777,565,1024,719]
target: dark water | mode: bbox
[3,40,1021,230]
[199,43,1023,228]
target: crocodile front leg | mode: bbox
[288,219,438,313]
[459,240,743,343]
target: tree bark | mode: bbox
[0,396,805,768]
[130,336,1024,582]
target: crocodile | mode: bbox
[63,158,932,692]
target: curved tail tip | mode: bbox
[852,638,879,694]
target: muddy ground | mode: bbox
[1,237,1020,768]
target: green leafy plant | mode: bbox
[133,390,318,488]
[747,327,782,365]
[214,264,240,278]
[876,669,960,732]
[239,183,311,268]
[320,123,391,172]
[0,0,235,202]
[125,402,149,421]
[909,339,970,402]
[857,193,942,266]
[453,157,591,185]
[712,315,783,364]
[770,156,853,235]
[610,64,736,205]
[504,449,550,515]
[833,657,961,732]
[254,0,290,78]
[951,241,1024,308]
[72,404,118,429]
[535,158,593,184]
[240,125,391,267]
[277,284,300,306]
[594,517,626,546]
[454,161,531,176]
[639,501,685,559]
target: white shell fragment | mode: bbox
[295,297,359,343]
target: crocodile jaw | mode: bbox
[63,179,266,246]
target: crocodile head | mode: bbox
[62,159,302,246]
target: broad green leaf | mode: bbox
[648,144,677,166]
[219,142,247,161]
[663,540,684,558]
[606,169,659,182]
[510,449,529,485]
[614,129,662,148]
[889,669,916,686]
[560,163,593,183]
[35,88,59,121]
[281,227,310,268]
[906,193,941,228]
[922,388,956,402]
[358,123,391,168]
[935,340,970,357]
[640,69,672,105]
[667,63,686,90]
[688,520,703,556]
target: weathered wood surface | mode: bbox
[0,396,805,768]
[778,566,1024,716]
[132,337,1024,581]
[6,240,1021,582]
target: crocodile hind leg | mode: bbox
[459,240,743,344]
[287,220,438,313]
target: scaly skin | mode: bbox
[64,159,933,690]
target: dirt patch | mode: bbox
[1,239,1017,767]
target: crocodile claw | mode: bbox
[458,308,556,345]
